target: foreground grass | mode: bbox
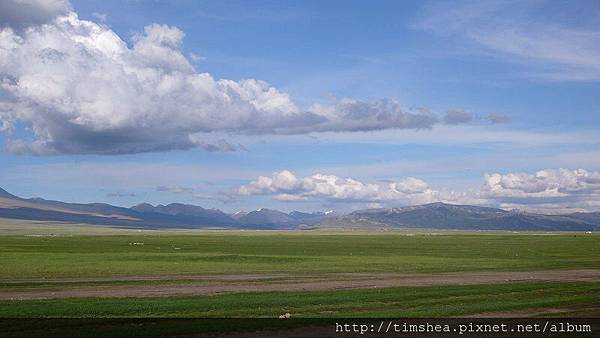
[1,282,598,318]
[1,232,599,278]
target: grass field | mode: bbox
[1,219,599,322]
[1,231,599,279]
[2,282,600,318]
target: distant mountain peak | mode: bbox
[425,201,448,206]
[254,207,280,213]
[0,187,18,199]
[421,202,471,209]
[232,210,248,219]
[131,203,155,213]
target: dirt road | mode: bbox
[1,269,599,300]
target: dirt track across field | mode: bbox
[1,269,599,300]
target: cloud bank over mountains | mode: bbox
[0,0,503,155]
[238,170,478,206]
[482,169,600,211]
[239,168,600,212]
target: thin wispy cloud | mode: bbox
[415,0,600,81]
[106,191,136,198]
[156,185,232,203]
[91,12,107,23]
[0,162,261,188]
[156,186,194,194]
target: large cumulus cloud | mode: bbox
[0,12,302,154]
[0,0,70,29]
[239,168,600,212]
[0,0,487,155]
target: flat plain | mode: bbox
[1,218,599,319]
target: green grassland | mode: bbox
[1,282,599,318]
[1,231,599,279]
[1,219,599,322]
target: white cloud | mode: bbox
[482,169,600,209]
[0,11,303,154]
[238,170,481,206]
[189,52,206,62]
[0,1,479,155]
[0,0,70,29]
[91,12,108,23]
[239,168,600,212]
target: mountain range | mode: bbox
[0,187,332,229]
[0,187,599,231]
[320,202,600,231]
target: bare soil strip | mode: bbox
[1,269,599,300]
[0,273,292,284]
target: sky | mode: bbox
[0,0,599,213]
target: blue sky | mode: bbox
[0,0,599,213]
